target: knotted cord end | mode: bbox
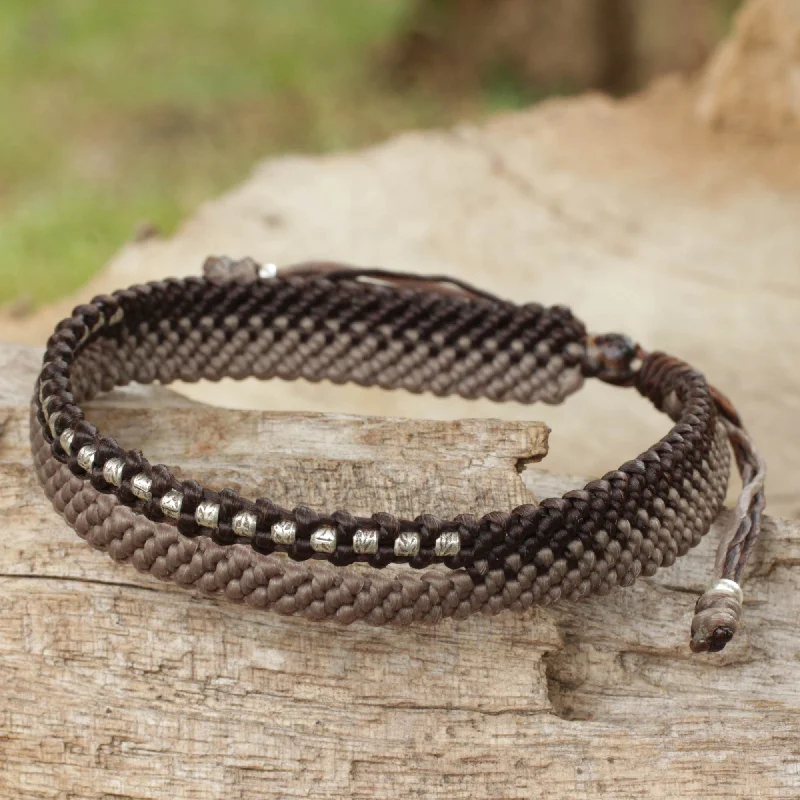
[690,578,743,653]
[203,255,274,283]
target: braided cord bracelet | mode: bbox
[32,257,766,653]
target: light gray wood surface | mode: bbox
[0,344,797,799]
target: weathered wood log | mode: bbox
[1,343,798,799]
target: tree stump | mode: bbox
[1,343,798,799]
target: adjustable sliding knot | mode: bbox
[690,579,744,653]
[584,333,644,386]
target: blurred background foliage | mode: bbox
[0,0,741,311]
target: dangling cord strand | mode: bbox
[280,260,509,303]
[690,387,767,652]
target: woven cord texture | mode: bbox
[37,274,593,574]
[30,271,739,637]
[31,404,731,624]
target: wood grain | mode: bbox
[0,344,798,800]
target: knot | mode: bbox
[584,333,643,386]
[690,579,743,653]
[202,256,273,283]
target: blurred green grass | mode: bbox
[0,0,485,308]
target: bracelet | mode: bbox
[32,256,766,652]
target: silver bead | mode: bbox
[160,490,183,519]
[271,520,296,546]
[195,501,220,529]
[258,263,277,280]
[353,529,379,555]
[232,510,258,538]
[103,458,125,487]
[311,526,337,554]
[713,578,743,604]
[394,532,421,558]
[76,444,97,472]
[59,428,76,453]
[48,411,63,437]
[434,532,461,557]
[131,473,153,502]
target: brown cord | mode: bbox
[30,257,765,651]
